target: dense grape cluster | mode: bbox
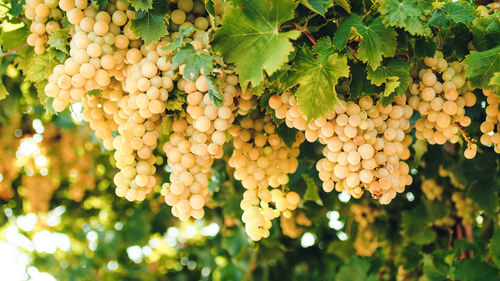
[228,112,304,240]
[479,89,500,153]
[451,192,476,225]
[409,52,477,158]
[280,211,312,239]
[270,93,413,204]
[160,74,243,221]
[421,179,444,201]
[25,0,65,54]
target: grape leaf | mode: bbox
[313,37,334,63]
[276,123,298,148]
[129,0,152,11]
[34,80,55,113]
[17,52,58,83]
[471,13,500,52]
[333,0,350,13]
[453,258,500,281]
[171,44,217,81]
[414,36,437,58]
[336,257,378,281]
[48,29,69,55]
[302,174,323,206]
[467,179,499,215]
[287,46,349,119]
[379,0,432,36]
[9,0,24,16]
[463,45,500,89]
[131,9,168,45]
[0,25,29,56]
[490,229,500,267]
[423,254,449,281]
[428,2,475,28]
[207,76,224,108]
[97,0,109,10]
[165,90,186,112]
[490,72,500,93]
[0,83,8,101]
[86,89,102,97]
[367,58,410,97]
[212,0,301,89]
[333,15,397,70]
[349,63,380,98]
[301,0,332,16]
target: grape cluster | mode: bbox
[409,52,477,158]
[351,204,381,256]
[228,112,304,240]
[280,211,312,239]
[479,89,500,153]
[270,93,413,204]
[451,192,476,225]
[25,0,66,54]
[0,115,22,201]
[421,179,444,201]
[161,74,242,221]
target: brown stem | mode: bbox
[439,26,451,50]
[347,47,360,62]
[1,43,28,57]
[474,0,495,6]
[455,221,467,260]
[292,23,317,45]
[455,122,476,148]
[464,224,474,257]
[242,247,258,281]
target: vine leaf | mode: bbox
[48,29,69,55]
[463,45,500,89]
[97,0,109,10]
[287,46,349,119]
[212,0,301,89]
[17,52,58,83]
[349,63,380,98]
[379,0,432,36]
[490,230,500,268]
[207,77,224,108]
[490,72,500,93]
[333,15,397,70]
[336,257,378,281]
[131,9,168,45]
[128,0,153,11]
[302,174,323,206]
[0,25,29,56]
[333,0,350,13]
[471,13,500,51]
[428,1,475,28]
[300,0,332,16]
[165,90,187,111]
[276,124,298,148]
[171,44,217,81]
[453,258,500,281]
[367,58,410,97]
[0,84,7,101]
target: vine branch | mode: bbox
[1,43,28,57]
[293,22,317,45]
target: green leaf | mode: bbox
[276,123,298,148]
[97,0,109,10]
[302,174,323,206]
[379,0,432,36]
[0,83,8,101]
[0,25,29,56]
[207,76,224,108]
[165,90,186,111]
[9,0,24,16]
[18,52,58,83]
[453,258,500,281]
[471,13,500,51]
[467,179,498,215]
[131,9,168,45]
[287,46,349,119]
[401,203,436,245]
[172,44,217,81]
[128,0,152,11]
[86,89,102,97]
[349,63,380,98]
[423,254,448,281]
[490,229,500,267]
[333,0,350,13]
[301,0,333,16]
[212,0,301,89]
[34,80,55,113]
[429,2,475,28]
[490,72,500,93]
[48,29,69,55]
[336,257,378,281]
[313,36,334,63]
[463,46,500,89]
[333,15,397,70]
[367,58,410,97]
[414,36,437,58]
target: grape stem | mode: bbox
[1,43,28,57]
[242,246,258,281]
[292,22,317,45]
[455,123,476,148]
